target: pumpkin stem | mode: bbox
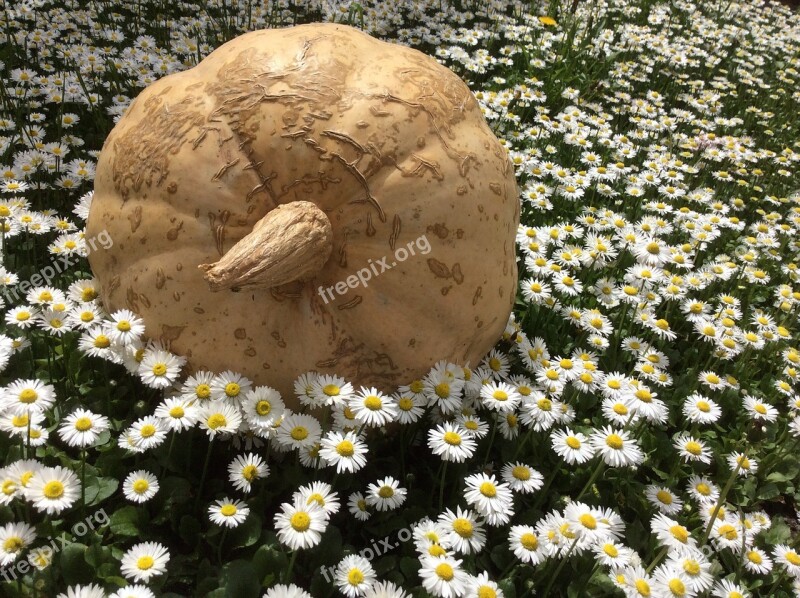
[199,201,333,292]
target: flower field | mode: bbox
[1,0,800,596]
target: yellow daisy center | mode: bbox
[132,480,149,494]
[220,504,237,517]
[520,532,538,550]
[443,431,462,446]
[74,417,92,432]
[43,480,64,499]
[290,512,310,532]
[136,556,154,570]
[452,518,473,537]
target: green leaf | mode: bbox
[60,543,93,585]
[109,505,145,537]
[764,516,792,545]
[252,542,287,582]
[179,514,201,546]
[228,513,262,549]
[757,482,780,501]
[83,475,119,506]
[221,559,261,598]
[161,476,192,505]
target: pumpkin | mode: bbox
[86,23,519,406]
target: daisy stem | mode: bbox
[645,545,669,574]
[532,459,561,512]
[700,460,741,547]
[194,439,214,511]
[765,569,787,596]
[80,448,86,514]
[438,460,448,512]
[217,527,228,565]
[576,458,604,501]
[482,417,499,468]
[284,549,297,584]
[541,537,580,598]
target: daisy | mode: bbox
[666,547,713,593]
[500,462,544,494]
[129,416,168,450]
[274,498,327,550]
[210,370,252,403]
[418,555,470,598]
[650,564,695,598]
[456,413,490,439]
[179,371,215,403]
[1,378,56,415]
[208,497,250,528]
[366,477,406,512]
[645,485,683,515]
[363,581,409,598]
[198,402,243,439]
[348,491,371,522]
[393,391,425,424]
[590,426,644,467]
[262,585,313,598]
[334,554,377,598]
[122,470,159,503]
[742,394,778,423]
[423,369,464,415]
[463,473,514,525]
[228,453,269,493]
[59,408,110,447]
[56,585,106,598]
[120,541,170,582]
[0,521,36,566]
[479,381,521,413]
[275,413,323,451]
[711,579,750,598]
[26,466,80,515]
[109,586,156,598]
[674,434,712,464]
[349,387,398,427]
[428,423,477,463]
[686,475,720,504]
[710,518,743,551]
[241,386,285,430]
[137,346,186,389]
[551,428,595,464]
[27,546,55,571]
[682,394,722,425]
[564,501,612,544]
[295,481,340,519]
[594,540,634,569]
[727,452,757,477]
[742,546,773,575]
[772,544,800,577]
[154,396,199,432]
[651,514,697,550]
[464,572,502,598]
[439,507,486,555]
[310,373,353,408]
[106,309,145,345]
[508,524,546,565]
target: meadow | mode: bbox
[1,0,800,596]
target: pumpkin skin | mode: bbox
[86,23,519,406]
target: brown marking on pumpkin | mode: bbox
[193,307,205,314]
[128,206,142,233]
[365,212,376,237]
[211,157,241,181]
[427,223,449,239]
[356,120,369,128]
[427,258,451,279]
[456,229,464,239]
[452,263,464,284]
[167,182,178,193]
[389,214,401,250]
[416,136,425,148]
[408,338,416,347]
[234,328,247,339]
[207,210,231,256]
[160,324,185,345]
[489,182,502,196]
[407,154,444,180]
[270,331,287,348]
[261,362,271,370]
[155,268,167,290]
[459,154,477,177]
[472,285,483,306]
[138,293,152,309]
[106,275,120,298]
[316,357,339,368]
[369,105,390,117]
[338,295,362,310]
[111,93,206,199]
[441,286,451,295]
[125,286,140,312]
[244,347,257,356]
[172,291,181,302]
[456,185,467,195]
[176,263,183,271]
[166,221,184,241]
[338,233,348,268]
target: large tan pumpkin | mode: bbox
[87,23,519,404]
